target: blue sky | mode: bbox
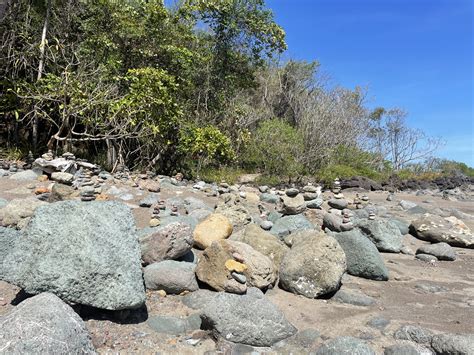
[266,0,473,166]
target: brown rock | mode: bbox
[139,179,160,193]
[193,213,233,249]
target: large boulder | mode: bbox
[270,214,314,238]
[332,229,389,281]
[0,226,21,278]
[279,232,346,298]
[230,224,288,267]
[200,288,297,347]
[0,197,47,229]
[215,202,252,228]
[279,194,306,215]
[139,222,193,265]
[1,201,145,310]
[9,169,39,181]
[143,260,198,294]
[195,239,277,293]
[0,293,95,354]
[340,176,382,191]
[49,182,77,202]
[323,212,354,232]
[51,171,74,185]
[410,214,474,249]
[193,213,233,249]
[357,219,403,253]
[430,333,474,355]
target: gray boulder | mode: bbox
[357,219,403,253]
[332,229,389,280]
[0,227,21,279]
[0,293,95,354]
[328,199,349,210]
[260,193,280,204]
[416,242,456,261]
[391,218,410,235]
[139,222,193,265]
[1,201,145,310]
[316,336,376,355]
[279,232,346,298]
[394,325,434,344]
[279,194,306,215]
[200,288,297,347]
[384,344,430,355]
[184,197,212,213]
[333,289,376,306]
[410,214,474,249]
[431,333,474,355]
[51,172,74,185]
[0,197,47,229]
[139,193,159,207]
[323,212,354,232]
[306,198,324,209]
[144,260,198,293]
[270,214,313,238]
[147,314,201,335]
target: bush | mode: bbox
[241,119,304,180]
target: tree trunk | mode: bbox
[32,0,51,153]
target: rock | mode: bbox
[409,214,474,249]
[259,185,269,193]
[0,227,21,278]
[279,232,346,298]
[286,188,299,197]
[51,171,74,185]
[181,289,216,310]
[394,325,434,344]
[416,254,438,262]
[367,317,390,330]
[260,193,280,204]
[384,344,429,355]
[416,242,456,261]
[193,213,233,249]
[9,169,39,181]
[357,219,403,253]
[260,220,273,230]
[401,246,415,255]
[279,194,306,215]
[139,222,193,265]
[200,288,297,346]
[400,200,418,210]
[195,239,277,293]
[144,260,198,293]
[306,198,324,209]
[323,212,354,232]
[147,314,201,335]
[0,198,7,208]
[316,336,376,355]
[332,229,389,281]
[0,197,47,229]
[230,224,288,267]
[391,218,410,235]
[188,208,212,222]
[340,176,382,191]
[160,215,199,231]
[139,179,160,192]
[215,203,252,228]
[271,214,313,238]
[415,283,448,293]
[333,289,376,306]
[304,192,320,201]
[139,193,159,207]
[0,293,95,354]
[328,199,349,210]
[49,182,76,202]
[184,197,212,213]
[1,201,145,310]
[431,333,474,355]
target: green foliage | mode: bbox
[433,159,474,178]
[197,166,246,184]
[241,119,304,179]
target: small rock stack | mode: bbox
[41,150,54,161]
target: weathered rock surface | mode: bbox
[431,333,474,355]
[323,212,354,232]
[0,293,95,354]
[144,260,198,293]
[270,214,314,238]
[147,314,201,335]
[394,325,434,344]
[0,197,47,229]
[416,242,456,261]
[193,213,233,249]
[1,201,146,310]
[139,222,193,265]
[279,232,346,298]
[49,182,77,202]
[316,336,376,355]
[51,171,74,185]
[200,288,297,347]
[9,170,39,181]
[333,289,376,306]
[279,194,306,215]
[195,239,277,293]
[410,214,474,248]
[230,224,288,267]
[332,229,389,281]
[357,219,403,253]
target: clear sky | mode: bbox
[266,0,473,166]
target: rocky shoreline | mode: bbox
[0,155,473,354]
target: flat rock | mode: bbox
[328,199,349,210]
[332,229,389,281]
[1,201,145,310]
[279,232,346,298]
[416,254,438,262]
[144,260,198,293]
[0,293,95,354]
[51,171,74,185]
[316,336,376,355]
[139,222,193,265]
[323,212,354,232]
[200,288,297,347]
[410,214,474,249]
[9,170,39,181]
[416,242,456,261]
[333,289,376,306]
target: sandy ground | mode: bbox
[1,175,473,354]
